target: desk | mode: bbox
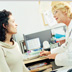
[24,56,53,72]
[24,56,48,64]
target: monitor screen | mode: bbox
[26,38,41,50]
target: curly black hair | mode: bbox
[0,9,12,41]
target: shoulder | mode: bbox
[0,46,5,57]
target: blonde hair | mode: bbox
[52,2,72,19]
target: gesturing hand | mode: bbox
[40,51,51,56]
[46,54,57,59]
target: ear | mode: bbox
[3,24,7,29]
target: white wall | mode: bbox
[0,1,65,43]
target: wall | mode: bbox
[0,1,65,43]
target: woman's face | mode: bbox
[53,9,66,23]
[7,15,17,34]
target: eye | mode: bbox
[54,11,58,15]
[12,20,15,23]
[12,21,14,23]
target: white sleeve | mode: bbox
[55,37,72,66]
[0,47,11,72]
[55,52,69,66]
[51,43,66,54]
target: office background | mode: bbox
[0,1,71,72]
[0,1,67,44]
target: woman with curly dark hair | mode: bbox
[0,10,29,72]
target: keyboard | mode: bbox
[23,50,41,61]
[23,53,40,61]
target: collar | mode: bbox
[68,20,72,32]
[0,40,16,49]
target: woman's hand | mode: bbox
[46,54,57,59]
[40,51,51,56]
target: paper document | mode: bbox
[26,38,41,50]
[43,9,57,27]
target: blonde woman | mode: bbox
[40,2,72,66]
[0,10,30,72]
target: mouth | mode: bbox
[56,18,58,20]
[15,27,17,29]
[15,28,17,30]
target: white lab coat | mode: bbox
[51,20,72,66]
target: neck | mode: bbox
[4,33,12,43]
[63,17,71,27]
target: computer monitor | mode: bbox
[23,26,66,51]
[23,29,52,51]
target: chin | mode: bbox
[15,32,17,34]
[56,19,61,23]
[13,32,17,34]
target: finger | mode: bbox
[47,56,51,59]
[48,55,55,59]
[46,56,50,59]
[40,51,44,54]
[40,54,42,56]
[47,55,52,59]
[40,52,43,55]
[40,53,45,56]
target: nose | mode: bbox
[54,15,56,18]
[15,23,18,26]
[53,11,57,18]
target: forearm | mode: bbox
[55,52,70,66]
[47,51,51,55]
[45,51,51,56]
[51,43,66,54]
